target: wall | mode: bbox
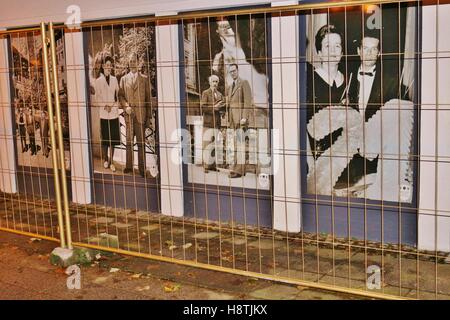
[0,0,282,29]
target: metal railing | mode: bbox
[1,0,449,300]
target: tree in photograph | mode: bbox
[116,26,156,81]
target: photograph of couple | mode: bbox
[85,24,159,179]
[10,31,71,170]
[303,4,417,203]
[183,15,271,190]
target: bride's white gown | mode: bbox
[307,98,414,203]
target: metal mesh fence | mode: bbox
[0,0,449,300]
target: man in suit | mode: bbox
[338,31,407,194]
[348,33,405,121]
[119,53,152,177]
[226,63,253,178]
[25,106,37,156]
[40,110,50,158]
[200,74,225,172]
[15,99,27,153]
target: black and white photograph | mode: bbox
[302,4,418,203]
[10,30,70,170]
[183,15,271,190]
[85,24,159,179]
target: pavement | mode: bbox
[2,194,450,300]
[0,230,364,300]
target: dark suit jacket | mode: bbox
[200,88,224,128]
[339,60,408,187]
[348,60,407,122]
[226,78,253,128]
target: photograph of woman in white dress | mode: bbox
[86,25,159,178]
[93,55,120,173]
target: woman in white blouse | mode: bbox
[94,56,120,172]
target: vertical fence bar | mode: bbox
[49,22,72,249]
[40,22,66,248]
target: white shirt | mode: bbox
[94,74,119,120]
[357,65,376,113]
[130,70,138,83]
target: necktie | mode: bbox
[231,81,236,92]
[359,71,374,77]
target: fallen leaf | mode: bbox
[55,268,66,274]
[109,267,120,273]
[165,240,174,247]
[182,243,192,249]
[93,276,109,284]
[169,245,177,250]
[131,273,142,279]
[136,285,150,292]
[95,253,102,260]
[30,238,42,243]
[164,283,181,293]
[221,255,233,262]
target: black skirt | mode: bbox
[100,118,120,146]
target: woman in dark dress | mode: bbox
[306,24,362,196]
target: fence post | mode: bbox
[49,22,72,249]
[40,22,66,248]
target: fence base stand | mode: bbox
[50,247,93,267]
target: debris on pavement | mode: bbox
[164,283,181,293]
[136,285,150,291]
[93,276,110,285]
[182,243,192,249]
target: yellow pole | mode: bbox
[40,22,66,248]
[49,22,72,249]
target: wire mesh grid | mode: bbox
[0,0,449,300]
